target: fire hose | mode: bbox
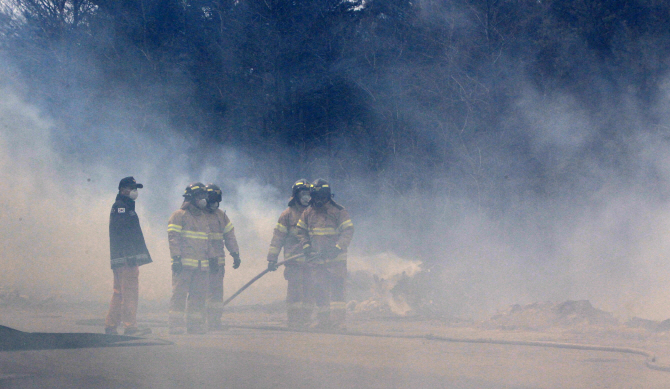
[224,322,670,373]
[219,261,670,373]
[222,259,290,308]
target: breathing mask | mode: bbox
[298,190,310,207]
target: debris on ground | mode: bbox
[626,317,670,333]
[487,300,619,330]
[346,266,428,319]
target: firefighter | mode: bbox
[297,179,354,331]
[105,176,152,336]
[167,183,213,334]
[204,183,241,331]
[267,179,314,329]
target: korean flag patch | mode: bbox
[118,208,126,213]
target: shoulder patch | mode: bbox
[118,208,126,213]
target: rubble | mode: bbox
[487,300,619,330]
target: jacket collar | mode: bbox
[115,194,136,211]
[291,203,307,213]
[311,201,332,213]
[183,201,204,216]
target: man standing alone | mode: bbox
[105,176,153,336]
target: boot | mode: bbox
[331,306,346,332]
[187,321,207,334]
[208,318,228,331]
[310,310,332,331]
[287,308,303,330]
[124,327,152,336]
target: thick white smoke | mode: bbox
[0,77,419,311]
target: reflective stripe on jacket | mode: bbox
[297,201,354,264]
[267,204,307,264]
[168,202,212,271]
[205,209,239,265]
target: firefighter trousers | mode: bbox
[207,266,225,324]
[284,264,314,326]
[169,267,209,331]
[312,262,346,327]
[106,264,140,329]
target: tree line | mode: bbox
[2,0,669,201]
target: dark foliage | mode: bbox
[2,0,670,199]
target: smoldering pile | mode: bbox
[486,300,619,330]
[340,253,424,319]
[346,271,414,318]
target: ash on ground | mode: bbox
[485,300,620,330]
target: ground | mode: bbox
[1,301,670,388]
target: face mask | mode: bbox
[196,198,207,209]
[298,192,310,207]
[129,189,138,200]
[208,201,220,210]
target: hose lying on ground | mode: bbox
[225,323,670,373]
[222,261,670,373]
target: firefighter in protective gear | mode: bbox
[297,179,354,331]
[204,183,241,331]
[267,179,314,329]
[167,182,212,334]
[105,177,152,336]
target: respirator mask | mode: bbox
[298,191,311,207]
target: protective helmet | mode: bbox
[183,182,207,199]
[291,179,310,198]
[310,178,331,207]
[206,183,222,203]
[288,179,310,206]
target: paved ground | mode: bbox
[1,305,669,388]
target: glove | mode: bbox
[171,256,182,274]
[303,244,314,257]
[267,260,278,272]
[303,245,318,262]
[231,252,241,269]
[327,246,343,260]
[209,258,219,273]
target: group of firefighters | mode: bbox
[104,176,354,336]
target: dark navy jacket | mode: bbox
[109,194,152,269]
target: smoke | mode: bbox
[396,80,670,321]
[5,67,670,321]
[0,66,420,310]
[3,3,670,326]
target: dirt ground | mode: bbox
[1,302,670,389]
